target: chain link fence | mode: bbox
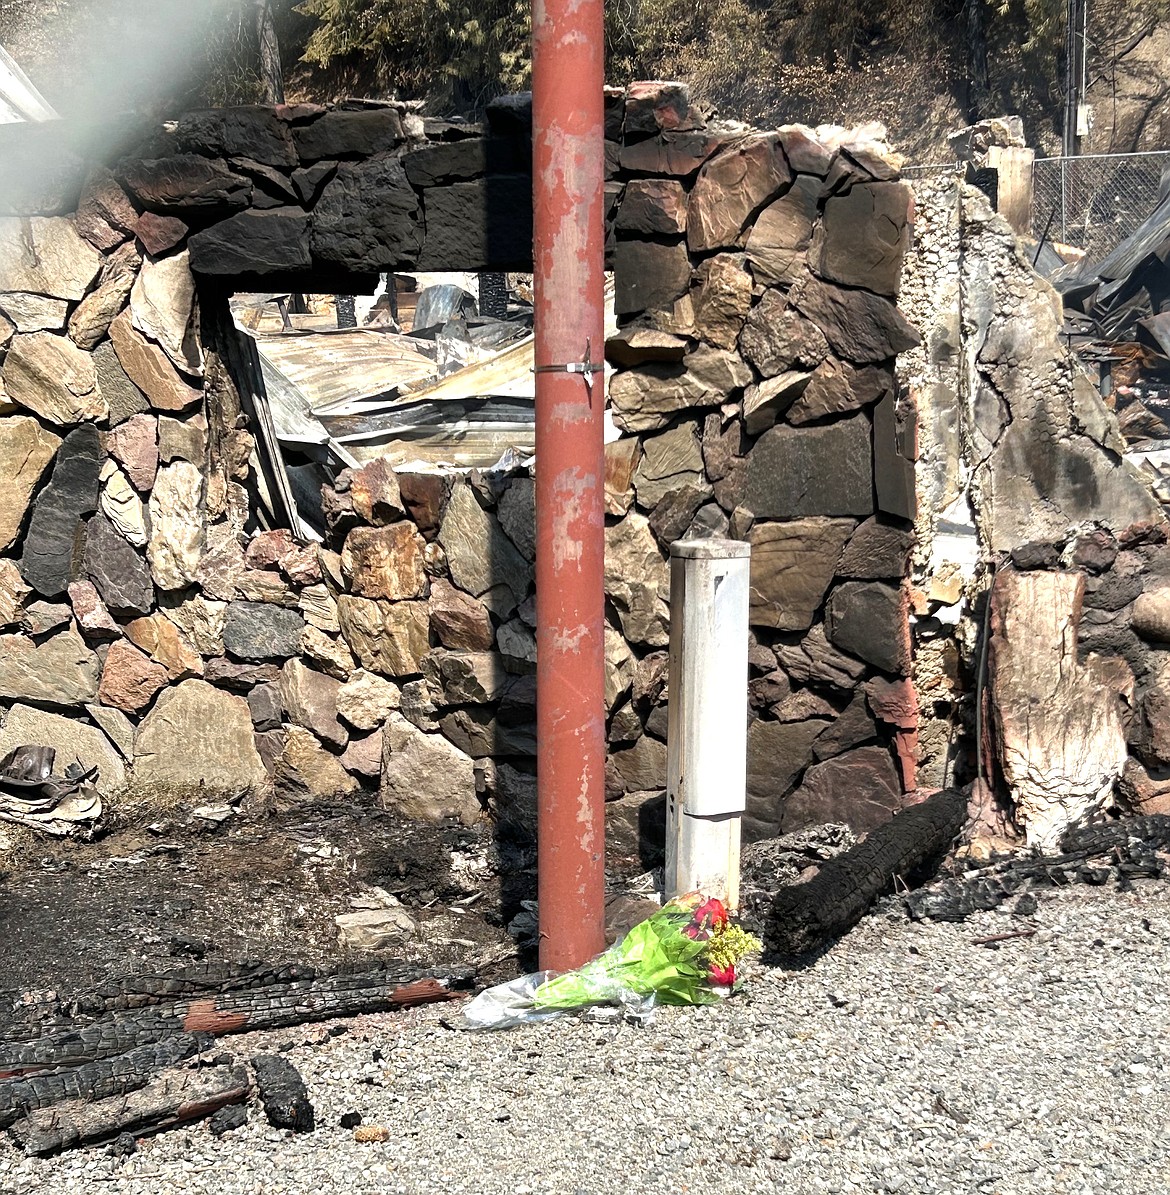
[1032,152,1170,260]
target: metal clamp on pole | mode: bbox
[533,337,605,390]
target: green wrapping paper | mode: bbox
[462,891,761,1030]
[533,904,719,1011]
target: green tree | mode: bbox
[296,0,531,108]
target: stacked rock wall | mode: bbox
[0,85,926,863]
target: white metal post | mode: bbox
[664,539,751,910]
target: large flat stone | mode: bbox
[739,289,830,378]
[417,175,533,271]
[116,155,252,212]
[20,425,102,598]
[744,418,874,519]
[611,734,668,793]
[810,182,911,297]
[122,613,201,682]
[608,345,752,434]
[745,717,826,839]
[438,482,532,608]
[132,679,267,796]
[273,725,360,805]
[605,512,670,647]
[0,293,69,332]
[93,340,149,426]
[311,157,422,271]
[106,412,158,492]
[0,704,126,796]
[781,746,906,835]
[402,136,527,186]
[0,415,60,551]
[613,238,691,316]
[615,178,687,236]
[147,461,204,590]
[381,712,479,824]
[423,650,510,706]
[748,518,855,630]
[428,578,494,651]
[85,513,154,617]
[989,569,1129,847]
[744,175,820,285]
[67,239,141,351]
[825,581,909,674]
[690,253,752,350]
[96,640,169,713]
[3,332,105,425]
[0,627,100,706]
[108,311,202,412]
[74,167,138,250]
[128,250,201,374]
[341,523,426,601]
[786,359,891,425]
[837,517,915,580]
[174,107,298,166]
[293,108,403,160]
[497,476,535,561]
[188,210,313,276]
[632,422,705,508]
[336,596,430,677]
[0,216,102,300]
[280,658,348,750]
[687,134,791,252]
[222,600,305,662]
[336,669,401,731]
[792,275,919,364]
[99,461,148,547]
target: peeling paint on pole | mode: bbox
[533,0,607,970]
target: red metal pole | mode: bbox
[532,0,607,970]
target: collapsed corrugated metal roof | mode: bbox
[234,278,616,485]
[1041,182,1170,511]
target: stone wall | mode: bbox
[900,175,1170,845]
[0,85,925,864]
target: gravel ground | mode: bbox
[2,882,1168,1195]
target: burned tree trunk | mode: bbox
[254,0,285,105]
[9,1064,251,1156]
[765,787,968,957]
[988,569,1128,849]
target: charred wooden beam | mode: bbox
[904,814,1170,922]
[0,968,466,1076]
[0,1034,210,1129]
[9,1064,251,1156]
[764,787,968,958]
[253,1054,314,1132]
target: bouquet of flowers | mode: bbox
[463,892,762,1030]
